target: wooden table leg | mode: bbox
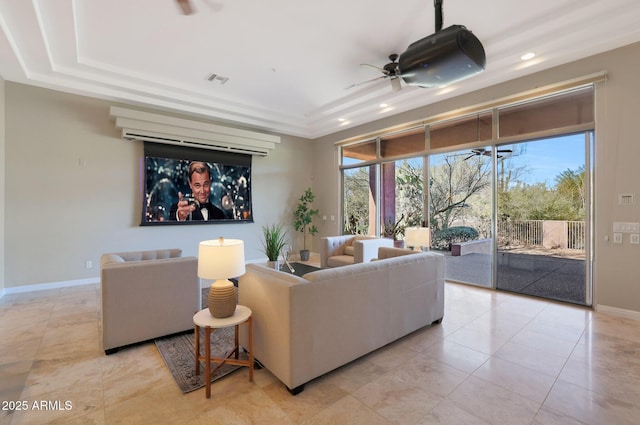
[234,324,240,359]
[248,316,254,382]
[205,326,211,399]
[194,324,200,375]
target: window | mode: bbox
[339,84,596,245]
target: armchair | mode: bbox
[320,235,394,268]
[100,248,200,354]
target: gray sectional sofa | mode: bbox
[238,247,445,393]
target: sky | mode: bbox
[501,133,588,186]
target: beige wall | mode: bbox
[0,76,5,293]
[3,83,313,288]
[312,42,640,314]
[3,42,640,314]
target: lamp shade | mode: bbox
[198,238,245,280]
[404,227,430,249]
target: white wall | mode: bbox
[3,83,313,289]
[312,42,640,315]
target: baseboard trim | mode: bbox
[2,277,100,297]
[596,304,640,321]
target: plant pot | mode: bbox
[299,249,310,261]
[394,240,405,249]
[267,260,280,270]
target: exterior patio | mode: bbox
[443,247,588,306]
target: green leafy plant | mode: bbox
[261,224,288,261]
[432,226,479,250]
[293,188,319,251]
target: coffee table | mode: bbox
[279,262,321,277]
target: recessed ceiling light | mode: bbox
[338,118,346,122]
[379,103,388,108]
[521,52,536,61]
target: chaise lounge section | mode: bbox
[238,248,444,393]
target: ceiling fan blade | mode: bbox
[360,63,384,72]
[176,0,194,15]
[345,75,387,90]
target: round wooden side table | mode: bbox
[193,305,254,398]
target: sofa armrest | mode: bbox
[238,265,307,388]
[354,238,395,263]
[377,246,417,259]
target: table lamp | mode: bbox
[404,227,430,251]
[198,237,245,318]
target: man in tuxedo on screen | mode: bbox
[169,161,226,221]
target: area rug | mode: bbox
[155,288,248,393]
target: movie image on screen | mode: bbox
[142,144,252,225]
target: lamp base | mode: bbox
[208,280,237,318]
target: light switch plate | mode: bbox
[631,234,640,245]
[613,222,640,233]
[613,233,623,244]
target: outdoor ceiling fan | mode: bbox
[346,54,403,92]
[463,148,513,160]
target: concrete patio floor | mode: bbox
[442,248,588,306]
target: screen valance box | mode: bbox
[142,143,253,226]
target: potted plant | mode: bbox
[261,224,288,269]
[382,214,406,248]
[293,188,319,261]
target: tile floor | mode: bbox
[1,279,640,424]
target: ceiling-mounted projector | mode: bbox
[398,1,485,88]
[398,25,485,87]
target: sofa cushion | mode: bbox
[343,245,355,256]
[142,249,176,260]
[327,255,355,268]
[101,254,126,267]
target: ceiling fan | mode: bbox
[463,148,513,160]
[346,54,403,92]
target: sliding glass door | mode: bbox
[429,148,493,287]
[495,134,591,305]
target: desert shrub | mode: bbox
[432,226,479,250]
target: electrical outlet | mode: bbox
[86,260,93,269]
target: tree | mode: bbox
[395,160,424,228]
[429,155,492,232]
[343,167,372,234]
[555,166,586,220]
